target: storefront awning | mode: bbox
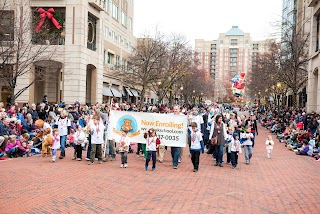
[125,88,134,96]
[110,86,122,98]
[130,89,139,97]
[102,86,113,97]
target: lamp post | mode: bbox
[276,82,283,113]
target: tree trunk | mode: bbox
[292,91,298,108]
[139,87,146,108]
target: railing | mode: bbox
[88,0,105,11]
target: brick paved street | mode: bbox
[1,125,319,214]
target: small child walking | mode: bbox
[230,135,242,168]
[265,135,274,159]
[73,125,86,161]
[189,122,204,172]
[115,129,130,168]
[144,128,160,171]
[51,129,60,163]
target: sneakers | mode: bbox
[120,164,124,168]
[159,160,163,163]
[112,157,116,161]
[193,169,198,172]
[103,158,108,162]
[152,167,156,171]
[173,165,178,169]
[76,158,82,161]
[178,158,181,163]
[88,162,94,165]
[145,165,148,171]
[124,164,128,168]
[99,161,103,164]
[72,157,76,160]
[51,158,56,163]
[219,163,223,167]
[214,163,219,166]
[85,158,90,161]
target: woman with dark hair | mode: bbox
[209,114,228,167]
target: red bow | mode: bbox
[35,8,62,32]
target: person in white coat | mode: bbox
[265,135,274,158]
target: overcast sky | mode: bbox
[134,0,283,46]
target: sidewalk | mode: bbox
[1,125,319,213]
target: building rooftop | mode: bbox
[225,26,244,36]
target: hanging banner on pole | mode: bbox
[107,110,188,147]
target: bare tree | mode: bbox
[151,35,194,104]
[0,1,64,104]
[113,31,168,106]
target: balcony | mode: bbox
[308,0,319,7]
[88,0,105,11]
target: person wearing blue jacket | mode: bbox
[189,122,204,172]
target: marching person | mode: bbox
[189,122,204,172]
[55,110,71,159]
[209,114,228,167]
[87,115,104,165]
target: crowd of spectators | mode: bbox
[259,106,320,161]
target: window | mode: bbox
[108,52,114,64]
[116,55,120,66]
[104,0,109,12]
[316,15,320,52]
[112,3,118,20]
[128,17,133,30]
[231,39,237,46]
[87,13,97,51]
[121,11,127,26]
[0,10,14,41]
[104,26,109,38]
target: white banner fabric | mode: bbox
[107,110,188,147]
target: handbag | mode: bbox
[211,136,218,146]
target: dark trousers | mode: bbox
[230,151,238,167]
[90,144,102,163]
[75,145,82,159]
[226,146,231,163]
[120,151,128,164]
[86,135,91,159]
[171,147,180,166]
[136,143,142,155]
[190,150,200,170]
[214,145,224,164]
[145,151,156,168]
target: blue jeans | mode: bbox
[6,147,18,156]
[214,145,224,164]
[60,135,67,152]
[171,147,180,167]
[244,145,253,163]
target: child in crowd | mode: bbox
[240,126,254,165]
[230,134,242,169]
[5,135,19,158]
[144,128,160,171]
[189,122,204,172]
[115,129,130,168]
[17,133,32,157]
[68,129,75,147]
[73,125,86,161]
[265,135,274,159]
[51,129,60,162]
[226,127,234,164]
[294,139,313,156]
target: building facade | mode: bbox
[195,26,271,100]
[0,0,137,105]
[306,0,320,112]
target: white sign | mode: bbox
[107,111,188,147]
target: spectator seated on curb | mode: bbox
[294,139,313,156]
[5,135,19,158]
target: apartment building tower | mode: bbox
[195,26,271,98]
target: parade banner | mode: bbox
[107,110,188,147]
